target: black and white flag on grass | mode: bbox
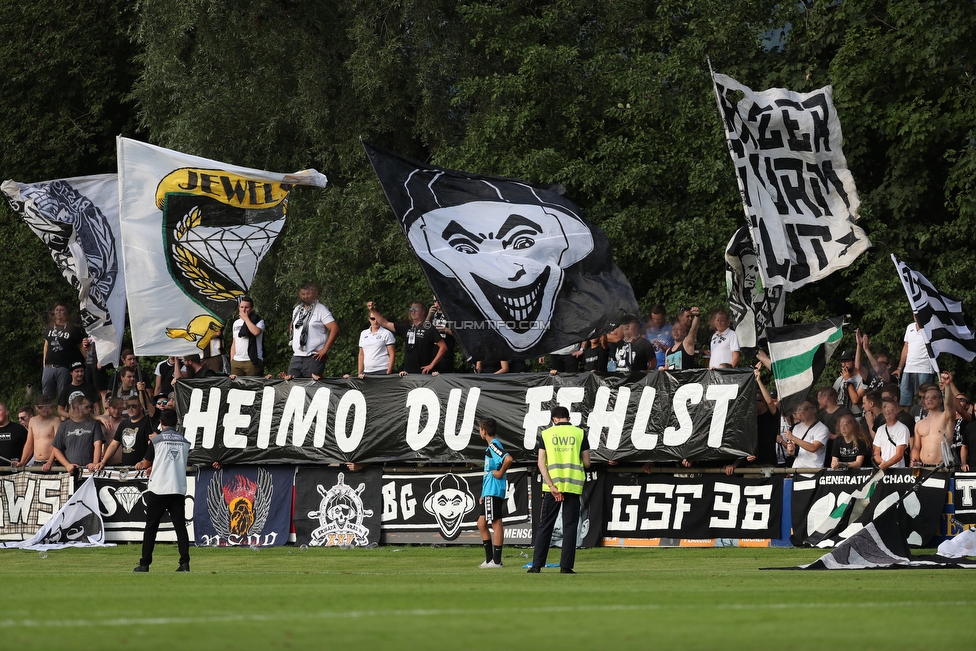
[363,142,640,361]
[892,255,976,372]
[2,174,125,366]
[766,316,844,417]
[725,226,785,349]
[711,70,871,292]
[0,477,111,551]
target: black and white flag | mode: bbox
[892,255,976,371]
[725,226,785,349]
[712,71,871,292]
[363,143,640,361]
[2,174,126,366]
[0,477,111,551]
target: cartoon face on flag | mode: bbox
[2,174,126,365]
[118,137,327,355]
[725,226,785,349]
[364,143,640,360]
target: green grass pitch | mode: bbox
[0,544,971,650]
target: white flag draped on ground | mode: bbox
[1,174,126,366]
[892,255,976,372]
[766,316,844,416]
[0,477,112,551]
[725,226,785,348]
[712,70,871,292]
[117,137,327,355]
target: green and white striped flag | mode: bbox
[766,316,845,417]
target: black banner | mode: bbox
[176,371,757,466]
[294,467,383,548]
[791,470,948,547]
[530,468,605,548]
[193,466,294,547]
[952,472,976,526]
[86,469,195,542]
[604,473,783,539]
[380,469,531,545]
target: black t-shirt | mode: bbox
[429,311,456,373]
[818,406,853,437]
[156,361,176,395]
[115,414,159,465]
[44,323,85,367]
[0,422,28,461]
[834,437,871,464]
[609,338,655,372]
[394,322,440,374]
[58,382,101,411]
[756,409,779,466]
[52,418,105,466]
[583,346,608,373]
[964,420,976,467]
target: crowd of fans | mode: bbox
[5,284,973,474]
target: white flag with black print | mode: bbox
[711,70,871,292]
[0,477,112,551]
[2,174,126,366]
[117,137,327,355]
[892,255,976,368]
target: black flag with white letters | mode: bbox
[363,143,640,361]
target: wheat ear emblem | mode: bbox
[172,207,243,301]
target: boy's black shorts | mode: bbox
[481,495,504,522]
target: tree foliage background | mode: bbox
[1,0,974,407]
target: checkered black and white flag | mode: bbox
[892,255,976,370]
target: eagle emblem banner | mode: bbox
[192,466,295,547]
[117,137,327,355]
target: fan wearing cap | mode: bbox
[57,361,102,419]
[832,349,866,417]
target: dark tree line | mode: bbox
[2,0,974,405]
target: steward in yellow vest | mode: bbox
[528,406,591,574]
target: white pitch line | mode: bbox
[1,601,974,629]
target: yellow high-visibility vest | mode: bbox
[540,423,586,495]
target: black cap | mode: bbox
[70,361,84,371]
[839,350,855,361]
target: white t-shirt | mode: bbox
[232,317,266,361]
[359,327,396,373]
[291,301,335,356]
[903,324,934,373]
[709,329,740,368]
[873,421,910,468]
[792,421,830,468]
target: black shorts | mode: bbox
[481,495,504,523]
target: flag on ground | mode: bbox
[2,174,126,366]
[892,255,976,372]
[766,316,844,416]
[0,477,112,551]
[363,142,640,361]
[711,70,871,292]
[117,137,327,356]
[803,469,885,548]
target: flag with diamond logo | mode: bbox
[117,137,327,355]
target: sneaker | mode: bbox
[526,566,541,573]
[560,568,576,574]
[176,563,190,573]
[479,560,494,568]
[487,561,503,569]
[132,565,149,573]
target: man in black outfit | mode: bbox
[368,300,447,375]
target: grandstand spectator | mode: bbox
[582,336,608,373]
[610,316,654,373]
[665,308,700,370]
[183,354,217,379]
[831,413,872,469]
[14,396,58,468]
[645,304,673,369]
[154,356,182,397]
[816,387,853,466]
[893,317,936,407]
[58,361,102,418]
[911,373,955,467]
[44,395,104,473]
[0,402,28,466]
[96,397,124,466]
[16,405,33,430]
[369,300,446,376]
[854,330,887,390]
[427,298,457,373]
[107,349,151,397]
[874,396,910,469]
[41,302,86,401]
[708,309,739,368]
[833,349,866,416]
[97,395,158,470]
[288,282,339,378]
[229,297,266,377]
[356,315,396,377]
[109,367,141,402]
[784,398,829,469]
[861,390,883,438]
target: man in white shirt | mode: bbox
[784,398,829,469]
[874,397,910,469]
[287,282,339,378]
[893,318,936,407]
[229,297,266,377]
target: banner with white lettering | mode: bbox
[176,371,757,466]
[952,472,976,526]
[84,468,195,542]
[117,137,327,356]
[0,472,72,541]
[604,473,783,539]
[711,72,871,292]
[380,469,531,545]
[530,468,605,548]
[791,469,948,547]
[295,467,382,548]
[192,466,294,547]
